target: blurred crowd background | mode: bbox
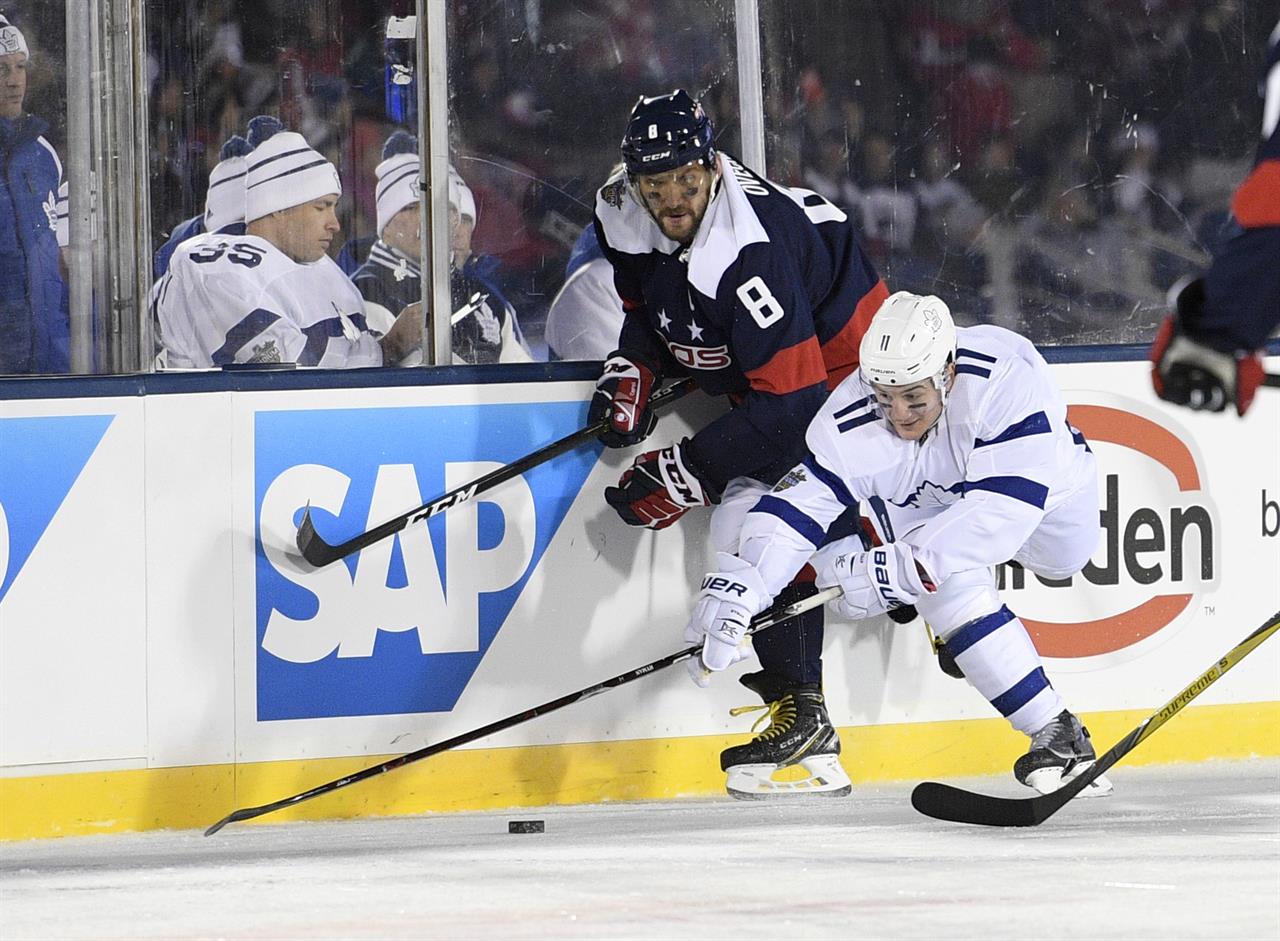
[8,0,1273,358]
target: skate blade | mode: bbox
[1024,762,1114,798]
[725,756,852,800]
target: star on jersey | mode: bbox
[688,320,705,341]
[657,308,672,331]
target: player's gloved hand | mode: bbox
[684,553,769,687]
[605,438,716,530]
[815,540,934,621]
[451,290,503,364]
[1150,278,1265,417]
[588,352,659,448]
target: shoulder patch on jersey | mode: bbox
[601,179,626,210]
[249,339,282,363]
[774,466,808,492]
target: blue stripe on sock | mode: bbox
[946,605,1017,656]
[991,667,1051,718]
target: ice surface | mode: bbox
[1,760,1277,940]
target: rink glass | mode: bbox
[0,1,1270,376]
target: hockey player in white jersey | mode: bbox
[685,291,1112,797]
[154,123,420,369]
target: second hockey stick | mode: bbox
[911,607,1280,827]
[296,377,695,567]
[204,585,843,835]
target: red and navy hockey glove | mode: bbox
[605,439,717,530]
[588,353,659,448]
[1150,278,1265,417]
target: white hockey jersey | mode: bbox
[154,233,382,369]
[739,324,1097,594]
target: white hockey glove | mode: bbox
[815,540,934,621]
[684,554,769,687]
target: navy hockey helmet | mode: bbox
[621,89,716,178]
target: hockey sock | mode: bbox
[753,581,824,685]
[941,605,1064,735]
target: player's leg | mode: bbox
[710,480,850,799]
[918,568,1111,796]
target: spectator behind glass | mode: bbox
[154,119,420,369]
[0,13,68,374]
[350,130,532,365]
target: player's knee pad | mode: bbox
[915,568,1002,638]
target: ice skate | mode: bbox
[1014,709,1113,797]
[720,671,851,800]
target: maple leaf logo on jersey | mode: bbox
[892,479,963,509]
[42,191,58,230]
[601,180,626,209]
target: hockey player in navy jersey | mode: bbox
[686,291,1113,797]
[1151,18,1280,417]
[589,90,890,798]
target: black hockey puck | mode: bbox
[508,819,544,834]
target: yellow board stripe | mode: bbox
[3,701,1277,841]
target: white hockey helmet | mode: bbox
[859,291,957,394]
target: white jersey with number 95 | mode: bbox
[153,232,382,369]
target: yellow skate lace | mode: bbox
[728,695,796,740]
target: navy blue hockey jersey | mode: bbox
[593,153,889,491]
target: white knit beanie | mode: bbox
[375,131,478,235]
[204,135,252,233]
[374,142,420,236]
[0,15,29,59]
[244,129,341,223]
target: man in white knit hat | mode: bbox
[351,130,530,365]
[154,121,420,368]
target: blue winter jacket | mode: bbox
[0,113,69,373]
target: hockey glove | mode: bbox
[684,553,769,686]
[605,439,715,530]
[1150,278,1265,417]
[588,353,660,448]
[815,540,935,621]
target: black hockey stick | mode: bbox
[296,377,696,567]
[911,608,1280,827]
[1265,373,1280,388]
[204,585,842,836]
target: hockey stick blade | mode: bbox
[1265,373,1280,388]
[204,586,842,835]
[911,608,1280,827]
[295,378,696,567]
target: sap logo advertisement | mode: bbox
[254,401,599,721]
[998,394,1219,663]
[0,415,114,606]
